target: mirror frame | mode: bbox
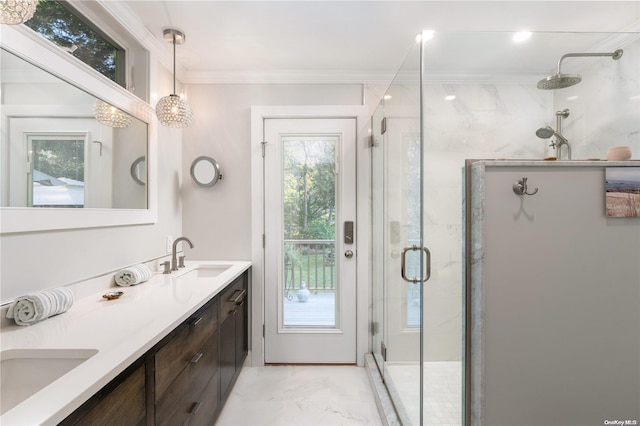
[190,156,221,187]
[0,25,157,233]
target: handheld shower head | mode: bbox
[537,49,623,90]
[536,126,568,144]
[536,126,555,139]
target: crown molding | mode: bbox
[182,70,399,85]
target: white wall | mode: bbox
[180,83,377,260]
[0,64,183,302]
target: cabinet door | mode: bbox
[235,296,248,370]
[71,364,146,426]
[219,311,236,400]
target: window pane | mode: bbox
[31,138,85,208]
[281,137,338,328]
[24,0,124,85]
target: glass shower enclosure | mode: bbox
[371,32,463,426]
[371,29,639,426]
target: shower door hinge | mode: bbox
[262,324,265,338]
[381,342,387,361]
[262,234,265,248]
[371,321,379,335]
[261,141,267,157]
[381,117,387,135]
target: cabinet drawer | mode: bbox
[156,332,219,426]
[155,299,218,398]
[220,275,246,323]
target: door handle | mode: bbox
[344,249,354,259]
[400,245,431,283]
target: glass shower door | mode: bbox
[371,39,424,425]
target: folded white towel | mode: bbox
[6,287,74,326]
[114,263,152,287]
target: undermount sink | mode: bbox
[178,264,232,279]
[0,348,98,414]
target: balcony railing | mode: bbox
[284,239,335,294]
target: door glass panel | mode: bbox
[281,136,338,329]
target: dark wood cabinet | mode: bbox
[60,361,147,426]
[61,269,249,426]
[219,273,248,401]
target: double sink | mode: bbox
[0,263,234,416]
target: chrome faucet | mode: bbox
[171,237,194,271]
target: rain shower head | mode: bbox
[537,48,623,90]
[537,74,582,90]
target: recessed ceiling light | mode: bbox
[513,31,532,43]
[384,95,392,100]
[444,95,456,101]
[417,30,435,43]
[567,95,580,101]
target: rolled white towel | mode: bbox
[114,263,152,287]
[6,287,74,326]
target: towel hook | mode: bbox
[513,177,538,196]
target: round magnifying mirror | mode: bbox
[130,156,146,185]
[190,156,221,187]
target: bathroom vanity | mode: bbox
[0,261,250,425]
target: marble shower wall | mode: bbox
[421,38,639,362]
[551,39,640,160]
[422,82,549,361]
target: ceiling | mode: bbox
[110,1,640,84]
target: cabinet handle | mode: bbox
[228,289,246,304]
[189,401,202,415]
[190,353,203,364]
[190,316,203,327]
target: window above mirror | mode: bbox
[23,0,126,86]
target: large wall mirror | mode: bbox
[1,25,156,233]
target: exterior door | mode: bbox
[263,118,357,364]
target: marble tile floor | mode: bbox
[215,365,384,426]
[385,361,462,426]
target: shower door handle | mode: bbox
[400,245,431,283]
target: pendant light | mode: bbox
[94,99,133,128]
[1,0,38,25]
[155,28,193,128]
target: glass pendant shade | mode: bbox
[94,99,132,128]
[155,28,193,128]
[156,94,193,128]
[1,0,37,25]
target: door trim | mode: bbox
[250,105,370,367]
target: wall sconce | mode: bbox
[94,99,132,128]
[155,28,193,128]
[1,0,38,25]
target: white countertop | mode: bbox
[0,260,251,426]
